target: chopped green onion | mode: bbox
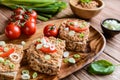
[79,33,84,38]
[4,47,9,52]
[9,63,15,69]
[4,60,10,65]
[44,55,51,60]
[63,51,69,58]
[36,44,42,49]
[73,54,80,59]
[68,58,76,64]
[0,57,4,63]
[21,74,30,80]
[22,70,29,75]
[0,41,6,47]
[37,39,41,42]
[21,41,26,46]
[63,58,69,63]
[32,72,38,79]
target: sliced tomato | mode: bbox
[0,48,14,57]
[67,20,88,32]
[40,47,57,53]
[69,25,88,32]
[0,47,4,52]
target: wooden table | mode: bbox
[0,0,120,80]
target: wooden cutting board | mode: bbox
[0,18,106,80]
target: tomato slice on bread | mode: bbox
[67,20,89,32]
[0,48,14,57]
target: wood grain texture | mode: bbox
[0,19,106,80]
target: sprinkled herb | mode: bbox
[63,58,69,63]
[79,33,84,38]
[0,57,4,63]
[4,60,10,65]
[21,41,26,46]
[4,47,9,52]
[63,51,70,58]
[80,0,91,3]
[9,63,15,69]
[73,54,80,59]
[44,55,51,60]
[32,72,38,79]
[22,70,29,75]
[68,58,76,64]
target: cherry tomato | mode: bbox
[26,10,37,19]
[22,21,36,35]
[67,20,88,32]
[26,16,36,23]
[40,47,57,53]
[14,14,24,21]
[14,7,25,15]
[0,48,14,57]
[44,24,58,37]
[5,22,21,39]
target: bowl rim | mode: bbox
[69,0,105,11]
[101,18,120,32]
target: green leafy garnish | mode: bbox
[80,0,91,3]
[87,60,115,75]
[0,57,4,63]
[73,54,80,59]
[32,72,38,79]
[79,33,84,38]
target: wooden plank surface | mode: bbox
[0,0,120,80]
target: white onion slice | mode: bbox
[64,27,69,31]
[41,38,47,44]
[36,44,42,49]
[68,31,75,36]
[0,41,6,47]
[21,74,30,80]
[50,45,55,51]
[63,51,69,58]
[9,53,20,62]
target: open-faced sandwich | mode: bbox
[26,37,65,75]
[0,41,24,80]
[59,19,90,52]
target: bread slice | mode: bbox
[26,37,65,75]
[0,43,23,80]
[59,19,89,52]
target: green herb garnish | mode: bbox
[68,58,76,64]
[0,57,4,63]
[22,70,30,75]
[73,54,80,59]
[87,60,115,75]
[63,58,69,63]
[9,63,15,69]
[32,72,38,79]
[80,0,91,3]
[79,33,84,38]
[4,60,10,65]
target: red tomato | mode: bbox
[67,20,88,32]
[14,14,24,21]
[0,47,4,52]
[22,21,36,35]
[14,8,25,15]
[43,24,58,37]
[40,47,57,53]
[26,10,37,19]
[0,48,14,57]
[5,23,21,39]
[26,16,36,23]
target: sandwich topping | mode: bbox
[35,37,57,53]
[66,20,89,33]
